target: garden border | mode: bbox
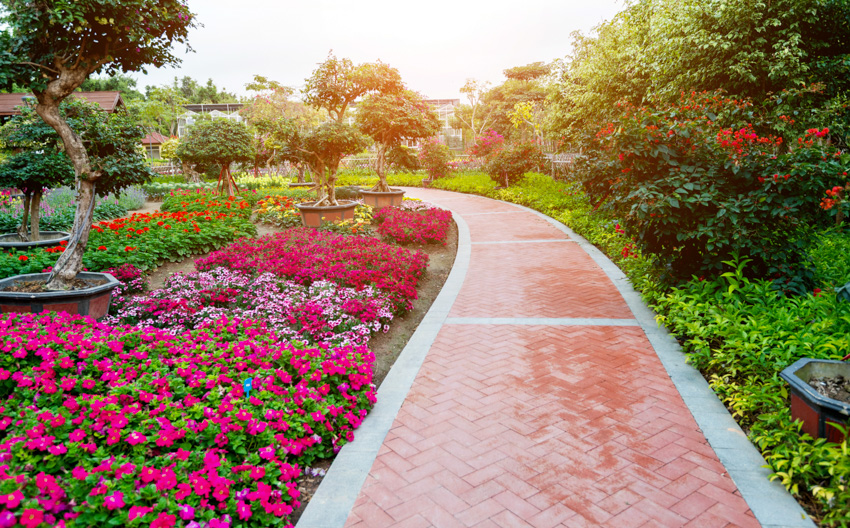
[297,192,815,528]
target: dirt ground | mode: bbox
[136,201,459,522]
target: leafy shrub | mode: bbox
[573,91,850,286]
[430,170,498,195]
[484,141,547,187]
[418,139,452,180]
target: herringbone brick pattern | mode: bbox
[463,211,561,242]
[346,190,758,527]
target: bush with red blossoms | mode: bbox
[195,229,428,313]
[0,312,376,527]
[373,206,452,246]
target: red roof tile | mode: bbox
[0,91,125,117]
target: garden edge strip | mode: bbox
[511,200,816,528]
[295,209,471,528]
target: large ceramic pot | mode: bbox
[358,188,405,209]
[295,200,358,228]
[780,358,850,443]
[0,231,70,252]
[0,272,119,321]
[288,182,315,189]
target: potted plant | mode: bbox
[781,358,850,443]
[294,52,404,226]
[355,89,440,207]
[0,102,75,249]
[0,1,194,318]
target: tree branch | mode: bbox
[18,61,59,75]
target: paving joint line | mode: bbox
[510,200,815,528]
[471,239,574,245]
[445,317,640,326]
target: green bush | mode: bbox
[484,141,547,187]
[430,170,497,195]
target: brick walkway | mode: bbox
[339,190,762,527]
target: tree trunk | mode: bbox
[297,165,306,183]
[29,191,42,242]
[46,179,97,290]
[370,144,390,192]
[326,167,338,206]
[17,193,31,241]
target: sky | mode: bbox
[133,0,626,101]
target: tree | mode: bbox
[176,119,255,197]
[0,0,195,290]
[355,90,440,191]
[301,52,403,205]
[80,73,144,101]
[452,79,496,141]
[0,105,74,241]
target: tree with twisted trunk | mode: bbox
[176,119,255,197]
[355,90,440,192]
[0,0,195,290]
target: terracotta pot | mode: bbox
[0,272,120,321]
[0,231,70,251]
[295,200,358,228]
[288,182,315,189]
[780,358,850,442]
[358,188,405,209]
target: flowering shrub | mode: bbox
[373,205,453,246]
[573,90,850,286]
[105,267,394,347]
[255,196,302,229]
[483,141,547,187]
[160,192,254,218]
[196,229,428,313]
[820,182,850,224]
[0,311,376,527]
[417,139,453,180]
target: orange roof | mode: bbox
[142,132,170,145]
[0,91,125,117]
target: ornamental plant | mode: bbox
[0,311,376,527]
[355,90,440,192]
[484,141,547,187]
[573,90,850,286]
[417,139,452,180]
[196,229,428,313]
[373,204,453,246]
[0,0,196,290]
[176,119,256,198]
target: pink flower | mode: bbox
[140,466,160,483]
[104,491,125,510]
[151,513,176,528]
[0,490,23,508]
[71,467,88,480]
[126,431,147,445]
[212,487,229,501]
[68,429,86,442]
[237,500,252,520]
[178,504,195,520]
[20,509,43,528]
[128,505,152,520]
[250,466,265,480]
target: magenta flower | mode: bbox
[237,500,252,520]
[20,509,43,528]
[104,491,124,510]
[0,490,23,508]
[71,467,88,480]
[151,512,176,528]
[178,504,195,520]
[128,505,152,521]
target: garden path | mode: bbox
[299,189,807,528]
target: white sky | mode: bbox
[133,0,625,101]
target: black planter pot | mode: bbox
[0,272,119,321]
[295,200,358,228]
[358,188,405,209]
[780,358,850,442]
[0,231,70,251]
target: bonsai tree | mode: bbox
[355,90,440,192]
[0,1,195,290]
[299,122,370,203]
[176,119,256,197]
[0,104,74,241]
[302,52,403,205]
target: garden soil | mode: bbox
[137,201,459,523]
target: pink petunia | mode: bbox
[71,467,88,480]
[104,491,125,510]
[127,505,152,520]
[151,512,176,528]
[68,429,86,442]
[237,500,252,520]
[0,490,23,509]
[20,509,43,528]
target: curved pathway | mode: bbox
[298,189,813,528]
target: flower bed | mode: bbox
[106,267,394,347]
[0,312,376,527]
[196,229,428,313]
[373,202,452,246]
[0,206,256,279]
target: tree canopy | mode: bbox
[177,119,255,197]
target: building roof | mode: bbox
[142,131,170,145]
[183,103,244,113]
[0,91,126,117]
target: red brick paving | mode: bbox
[346,190,758,527]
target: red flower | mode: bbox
[18,255,28,261]
[97,246,107,251]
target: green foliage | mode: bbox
[80,73,144,101]
[810,229,850,287]
[430,170,498,195]
[387,145,420,171]
[418,139,453,180]
[176,119,255,171]
[484,142,547,187]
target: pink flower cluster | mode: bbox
[105,267,394,347]
[373,206,453,246]
[195,229,428,313]
[0,312,376,527]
